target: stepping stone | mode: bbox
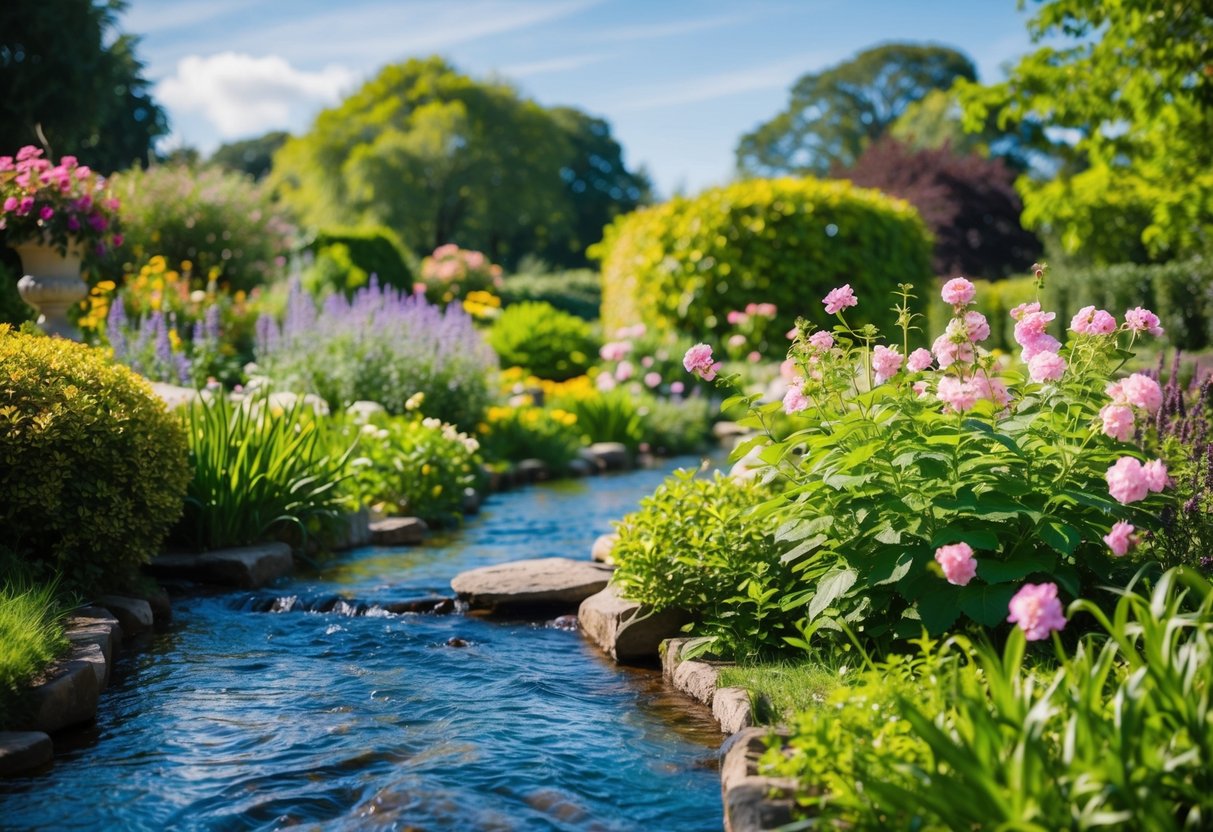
[515,458,551,482]
[590,533,618,565]
[65,608,122,667]
[67,642,108,690]
[370,517,427,546]
[578,585,688,663]
[148,542,293,588]
[451,558,614,612]
[96,595,153,637]
[586,442,630,470]
[720,727,797,832]
[0,732,52,777]
[26,659,99,734]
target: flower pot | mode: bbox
[14,237,86,340]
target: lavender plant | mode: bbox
[255,279,497,430]
[105,302,192,386]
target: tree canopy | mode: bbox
[0,0,167,173]
[959,0,1213,263]
[210,131,291,180]
[736,43,976,176]
[272,57,647,269]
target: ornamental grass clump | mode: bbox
[690,270,1174,647]
[254,279,497,431]
[0,580,69,730]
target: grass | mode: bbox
[717,659,849,724]
[0,579,69,729]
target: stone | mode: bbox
[515,458,550,483]
[672,658,721,706]
[729,444,765,482]
[65,608,122,683]
[720,727,797,832]
[383,597,457,614]
[590,533,618,565]
[68,642,108,690]
[0,732,53,777]
[451,558,614,612]
[565,457,595,478]
[712,421,752,440]
[587,442,630,470]
[462,487,482,515]
[26,660,99,734]
[713,687,754,734]
[140,585,173,626]
[96,595,154,637]
[345,400,386,421]
[370,517,428,546]
[147,542,294,589]
[578,585,689,663]
[150,381,209,410]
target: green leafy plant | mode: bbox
[303,226,414,295]
[557,389,646,450]
[476,404,583,470]
[172,391,353,551]
[499,267,601,321]
[0,325,189,589]
[489,301,598,381]
[0,578,68,730]
[611,469,796,661]
[637,393,713,455]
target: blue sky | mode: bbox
[121,0,1037,197]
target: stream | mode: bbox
[0,459,725,831]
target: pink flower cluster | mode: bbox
[907,348,933,372]
[783,381,809,414]
[0,146,122,252]
[1100,373,1163,441]
[1070,306,1117,336]
[822,284,858,315]
[1124,307,1164,337]
[941,277,976,307]
[871,345,903,384]
[1103,520,1137,556]
[1007,582,1066,640]
[727,302,777,324]
[1105,456,1168,504]
[683,343,720,381]
[1010,302,1062,364]
[935,542,977,586]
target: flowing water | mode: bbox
[0,460,726,831]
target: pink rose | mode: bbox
[941,277,976,306]
[907,348,933,372]
[964,310,990,343]
[644,372,662,388]
[871,345,903,384]
[808,331,834,351]
[1142,459,1168,492]
[937,376,979,412]
[822,284,858,315]
[934,542,977,586]
[1103,521,1136,557]
[932,332,975,369]
[1009,301,1041,321]
[2,197,17,212]
[1119,373,1162,414]
[783,381,809,414]
[727,333,747,349]
[1070,305,1117,335]
[1007,582,1066,640]
[683,343,720,381]
[1027,351,1066,383]
[1106,457,1150,504]
[1124,307,1164,337]
[1099,404,1135,441]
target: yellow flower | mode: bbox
[421,464,432,476]
[168,329,183,352]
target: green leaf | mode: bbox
[977,550,1056,584]
[1039,519,1081,555]
[957,583,1018,627]
[808,568,858,621]
[780,533,829,562]
[916,589,962,634]
[931,527,1001,552]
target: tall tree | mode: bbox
[737,43,976,176]
[210,131,291,180]
[959,0,1213,263]
[0,0,167,172]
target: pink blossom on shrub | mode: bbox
[783,381,809,414]
[1118,373,1163,414]
[1028,351,1067,382]
[937,376,979,412]
[1009,301,1041,321]
[596,373,617,391]
[747,351,762,363]
[727,310,745,325]
[934,542,977,585]
[1142,459,1168,492]
[907,348,933,372]
[753,303,777,317]
[941,277,976,306]
[727,333,747,349]
[973,374,1011,409]
[669,381,684,395]
[644,372,662,388]
[786,327,798,340]
[932,332,975,368]
[912,380,930,397]
[683,343,720,381]
[641,356,654,368]
[1070,305,1118,335]
[964,311,990,342]
[1103,521,1137,556]
[600,341,632,362]
[1106,457,1152,504]
[822,284,858,315]
[780,359,799,380]
[1124,307,1164,337]
[871,345,903,384]
[615,360,634,381]
[1007,582,1066,640]
[1100,404,1135,441]
[809,331,834,351]
[1014,310,1061,359]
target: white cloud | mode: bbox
[121,0,249,36]
[156,53,357,140]
[498,53,610,79]
[587,14,749,42]
[610,53,826,112]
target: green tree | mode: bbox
[959,0,1213,263]
[0,0,167,172]
[273,58,644,269]
[737,43,976,176]
[210,131,290,180]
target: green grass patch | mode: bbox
[718,660,847,724]
[0,579,69,729]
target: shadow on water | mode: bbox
[0,457,727,831]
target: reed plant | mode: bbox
[0,579,68,729]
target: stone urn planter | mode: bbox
[14,237,87,340]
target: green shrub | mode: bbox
[1043,257,1213,350]
[0,579,68,730]
[500,268,601,320]
[611,469,795,661]
[477,404,583,470]
[103,163,293,292]
[592,178,932,353]
[0,326,189,589]
[172,391,352,551]
[304,226,414,295]
[334,412,482,527]
[637,394,713,455]
[764,568,1213,830]
[488,301,598,381]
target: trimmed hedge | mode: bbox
[488,301,598,381]
[0,326,190,589]
[591,178,933,353]
[306,226,414,293]
[500,269,601,320]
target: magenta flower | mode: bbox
[1124,307,1164,337]
[1118,373,1163,414]
[871,345,903,384]
[1028,350,1067,382]
[937,376,979,412]
[934,542,977,586]
[783,381,809,414]
[1100,404,1135,441]
[0,156,12,172]
[1070,305,1118,335]
[2,196,16,212]
[1103,521,1137,557]
[822,284,858,315]
[1007,582,1066,640]
[17,196,34,215]
[941,277,976,306]
[38,205,53,221]
[907,348,933,372]
[683,343,720,381]
[808,331,834,351]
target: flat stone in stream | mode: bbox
[24,659,99,734]
[96,595,154,637]
[451,558,614,612]
[578,585,688,663]
[369,517,427,546]
[147,542,293,588]
[0,732,53,777]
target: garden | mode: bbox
[1,0,1212,829]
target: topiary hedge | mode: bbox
[306,226,414,293]
[489,301,598,381]
[592,178,933,353]
[0,326,190,589]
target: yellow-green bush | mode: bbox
[592,178,933,352]
[0,326,190,589]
